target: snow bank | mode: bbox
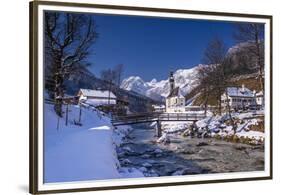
[44,103,121,183]
[155,111,264,144]
[119,168,144,178]
[112,125,133,147]
[195,111,264,142]
[236,130,264,140]
[161,121,190,133]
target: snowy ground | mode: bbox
[44,103,264,183]
[195,111,265,143]
[44,103,142,183]
[156,110,265,145]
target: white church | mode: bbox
[165,72,186,113]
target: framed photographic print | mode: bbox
[30,0,273,194]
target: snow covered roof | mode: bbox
[167,87,185,98]
[79,89,117,99]
[226,87,254,98]
[152,104,165,108]
[256,91,263,97]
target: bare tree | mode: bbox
[197,65,214,115]
[100,69,117,84]
[202,38,227,115]
[114,64,124,87]
[234,23,264,104]
[44,11,98,116]
[100,69,117,104]
[201,38,237,132]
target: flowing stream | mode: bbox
[117,126,264,177]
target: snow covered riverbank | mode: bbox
[44,103,142,183]
[195,111,265,144]
[156,111,265,145]
[44,103,265,183]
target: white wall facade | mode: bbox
[256,96,264,105]
[166,96,185,112]
[221,93,257,109]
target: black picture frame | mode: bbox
[30,1,273,194]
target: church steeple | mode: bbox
[169,71,175,92]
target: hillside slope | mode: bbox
[189,73,262,106]
[44,103,121,183]
[44,102,145,183]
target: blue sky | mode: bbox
[88,13,240,82]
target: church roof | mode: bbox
[167,87,185,98]
[256,91,263,97]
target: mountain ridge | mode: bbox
[121,65,203,102]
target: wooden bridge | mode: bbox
[111,112,206,126]
[111,112,206,137]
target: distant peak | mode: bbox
[150,78,157,84]
[120,64,201,102]
[126,76,143,81]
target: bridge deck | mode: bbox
[111,112,206,126]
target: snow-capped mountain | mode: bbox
[121,65,202,102]
[120,76,151,95]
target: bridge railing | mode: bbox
[111,112,206,124]
[112,112,158,120]
[158,113,205,121]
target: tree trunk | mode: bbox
[54,55,64,117]
[108,81,112,105]
[218,88,222,116]
[204,87,209,116]
[65,103,69,126]
[254,26,264,107]
[78,105,82,123]
[156,120,162,137]
[225,90,237,134]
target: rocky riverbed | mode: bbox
[117,127,264,177]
